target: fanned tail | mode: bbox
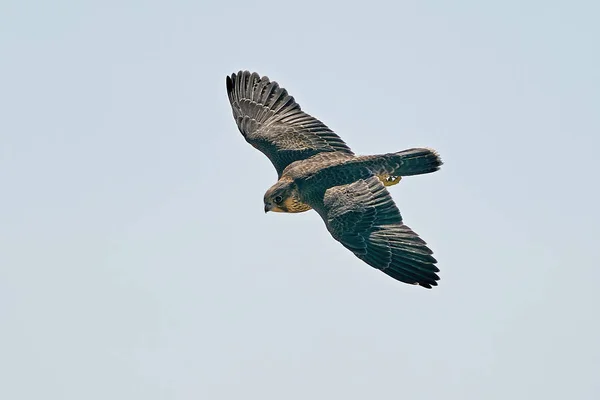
[361,148,442,181]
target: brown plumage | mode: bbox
[226,71,443,288]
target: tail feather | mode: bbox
[365,148,443,178]
[392,148,443,176]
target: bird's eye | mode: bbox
[274,195,283,204]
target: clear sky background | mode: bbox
[1,1,599,399]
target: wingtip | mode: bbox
[226,74,234,93]
[227,70,265,95]
[414,276,440,289]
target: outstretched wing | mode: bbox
[226,71,354,177]
[314,175,440,288]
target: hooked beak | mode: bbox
[264,203,272,213]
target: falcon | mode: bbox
[226,71,443,288]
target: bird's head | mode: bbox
[264,180,311,213]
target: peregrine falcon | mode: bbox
[226,71,443,288]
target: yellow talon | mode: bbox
[379,175,402,186]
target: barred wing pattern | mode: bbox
[226,71,354,176]
[316,176,439,288]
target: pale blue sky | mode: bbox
[1,1,599,399]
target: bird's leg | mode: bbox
[379,175,402,187]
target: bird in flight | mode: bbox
[226,71,443,288]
